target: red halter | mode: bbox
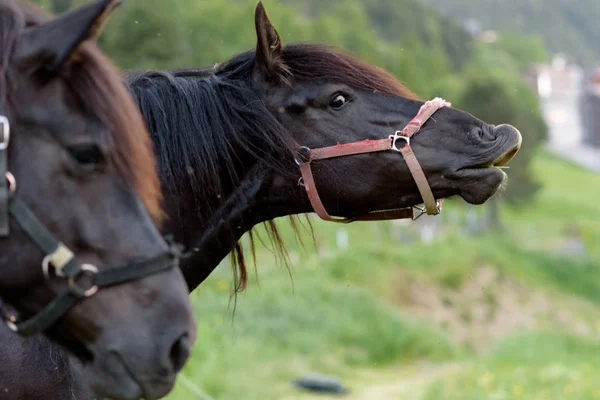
[295,97,450,223]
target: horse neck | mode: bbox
[131,71,309,291]
[178,160,312,292]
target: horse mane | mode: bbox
[215,43,419,99]
[125,43,417,291]
[0,0,163,223]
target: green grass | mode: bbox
[422,332,600,400]
[166,150,600,399]
[168,271,460,399]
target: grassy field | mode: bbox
[166,150,600,400]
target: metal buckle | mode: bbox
[5,314,18,332]
[412,200,443,221]
[68,264,99,298]
[42,244,75,279]
[389,131,409,152]
[0,115,10,151]
[412,205,426,221]
[5,172,15,192]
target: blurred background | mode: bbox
[35,0,600,399]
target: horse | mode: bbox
[128,1,522,294]
[0,1,196,399]
[0,2,522,398]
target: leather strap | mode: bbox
[0,150,7,236]
[400,145,438,215]
[94,251,178,287]
[9,196,66,255]
[308,138,393,160]
[299,161,351,223]
[0,116,8,236]
[7,250,177,337]
[7,287,82,336]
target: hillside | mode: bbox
[281,0,474,71]
[166,150,600,400]
[419,0,600,66]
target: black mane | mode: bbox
[126,56,297,291]
[126,66,293,224]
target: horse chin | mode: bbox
[450,167,508,205]
[86,352,144,400]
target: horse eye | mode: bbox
[67,144,105,167]
[329,94,348,110]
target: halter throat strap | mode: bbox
[296,97,449,223]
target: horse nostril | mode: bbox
[472,126,495,142]
[169,333,191,373]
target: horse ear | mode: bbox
[254,1,287,81]
[14,0,120,75]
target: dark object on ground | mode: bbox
[291,374,349,395]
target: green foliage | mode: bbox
[284,0,473,71]
[455,59,548,204]
[491,32,550,71]
[420,0,600,65]
[99,2,191,70]
[49,0,71,13]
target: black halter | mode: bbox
[0,115,180,337]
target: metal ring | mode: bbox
[5,172,15,192]
[5,320,18,332]
[0,115,9,151]
[294,146,312,166]
[42,253,67,279]
[389,132,410,152]
[68,264,99,298]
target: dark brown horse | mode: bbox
[0,1,195,399]
[0,2,521,399]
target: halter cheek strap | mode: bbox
[0,115,9,236]
[296,97,449,223]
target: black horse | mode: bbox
[0,0,195,399]
[0,2,521,399]
[128,2,521,294]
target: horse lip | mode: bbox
[489,124,522,167]
[490,145,519,167]
[114,353,176,400]
[113,353,146,400]
[461,137,522,171]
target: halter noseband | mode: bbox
[0,115,180,337]
[295,97,449,223]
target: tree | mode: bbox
[50,0,71,13]
[420,0,600,66]
[456,72,547,228]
